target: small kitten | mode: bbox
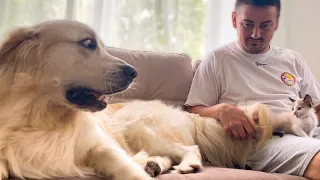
[273,94,318,138]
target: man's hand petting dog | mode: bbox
[219,104,256,140]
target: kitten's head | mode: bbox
[289,94,314,118]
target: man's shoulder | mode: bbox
[271,45,305,64]
[206,42,238,61]
[212,42,237,55]
[272,45,302,57]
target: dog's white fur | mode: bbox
[0,20,274,180]
[110,100,273,175]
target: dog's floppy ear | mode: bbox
[0,27,40,71]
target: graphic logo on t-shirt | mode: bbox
[280,72,296,86]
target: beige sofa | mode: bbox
[103,46,308,180]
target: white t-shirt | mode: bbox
[185,42,320,114]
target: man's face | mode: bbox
[232,5,279,54]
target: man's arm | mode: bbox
[185,52,220,108]
[296,53,320,122]
[185,51,255,140]
[188,104,227,119]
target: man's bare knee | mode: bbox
[304,152,320,180]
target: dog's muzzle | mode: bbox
[65,64,137,112]
[66,87,107,112]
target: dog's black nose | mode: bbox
[120,65,137,78]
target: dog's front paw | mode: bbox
[173,161,202,174]
[144,161,161,177]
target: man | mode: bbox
[185,0,320,179]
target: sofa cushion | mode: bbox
[22,167,306,180]
[154,167,308,180]
[105,46,194,106]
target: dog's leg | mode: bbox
[88,144,151,180]
[170,144,203,174]
[144,156,173,177]
[0,159,8,180]
[132,151,173,177]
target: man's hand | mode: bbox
[218,104,256,140]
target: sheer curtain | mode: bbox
[0,0,289,61]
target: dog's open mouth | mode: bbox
[66,87,107,112]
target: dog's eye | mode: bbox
[79,39,97,50]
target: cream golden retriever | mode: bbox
[109,100,273,176]
[0,20,151,180]
[0,20,273,180]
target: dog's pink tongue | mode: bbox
[98,95,106,102]
[92,92,106,102]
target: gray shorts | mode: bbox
[247,130,320,176]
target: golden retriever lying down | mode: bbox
[0,19,273,180]
[108,100,273,177]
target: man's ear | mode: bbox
[0,27,40,71]
[232,11,237,28]
[274,20,279,31]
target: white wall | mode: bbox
[290,0,320,80]
[273,0,320,79]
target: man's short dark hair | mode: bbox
[235,0,281,18]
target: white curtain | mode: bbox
[0,0,239,61]
[0,0,293,62]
